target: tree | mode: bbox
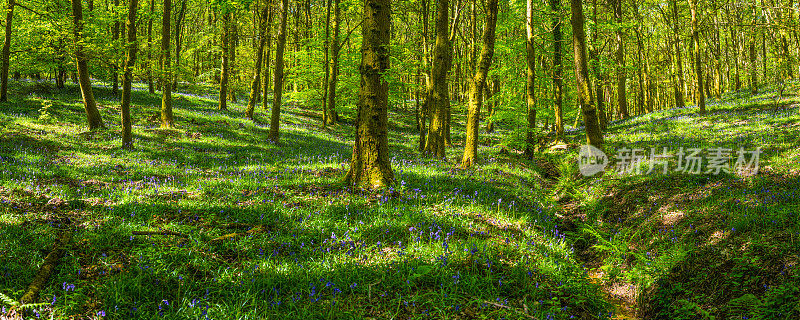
[344,0,393,188]
[570,0,603,148]
[461,0,498,168]
[550,0,564,141]
[71,0,105,130]
[670,0,685,109]
[524,0,537,158]
[423,0,452,159]
[324,0,341,125]
[247,2,271,120]
[0,0,14,102]
[219,11,231,111]
[121,0,140,149]
[688,0,705,114]
[612,0,628,119]
[268,0,288,143]
[160,0,174,128]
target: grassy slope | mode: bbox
[0,81,609,319]
[0,80,798,319]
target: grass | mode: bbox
[0,79,798,319]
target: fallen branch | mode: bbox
[132,230,188,237]
[481,300,537,320]
[210,225,265,242]
[19,231,73,305]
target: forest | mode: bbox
[0,0,799,318]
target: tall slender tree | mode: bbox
[247,2,271,119]
[423,0,452,158]
[268,0,289,143]
[524,0,537,158]
[461,0,498,168]
[219,11,231,111]
[71,0,105,130]
[550,0,564,141]
[570,0,603,147]
[345,0,393,187]
[160,0,174,128]
[688,0,705,113]
[0,0,14,102]
[324,0,341,125]
[121,0,140,149]
[612,0,628,119]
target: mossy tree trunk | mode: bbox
[460,0,498,168]
[570,0,603,148]
[423,0,452,159]
[268,0,288,143]
[344,0,394,188]
[71,0,105,130]
[121,0,139,149]
[0,0,14,102]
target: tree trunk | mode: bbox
[550,0,564,140]
[612,0,628,118]
[71,0,105,130]
[112,0,120,95]
[247,3,270,119]
[325,0,341,125]
[461,0,498,168]
[570,0,603,148]
[589,0,607,130]
[268,0,288,143]
[228,17,238,102]
[689,0,705,113]
[321,0,331,126]
[122,0,139,149]
[0,0,14,102]
[262,0,274,112]
[173,0,186,89]
[344,0,394,188]
[219,12,230,111]
[423,0,452,159]
[524,0,537,158]
[160,0,174,128]
[147,0,154,93]
[671,0,685,108]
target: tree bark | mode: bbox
[247,3,271,119]
[570,0,603,148]
[262,0,274,112]
[173,0,187,89]
[0,0,14,102]
[71,0,105,130]
[268,0,289,143]
[160,0,174,128]
[461,0,498,168]
[344,0,394,188]
[122,0,139,149]
[423,0,452,159]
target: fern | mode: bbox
[0,292,49,311]
[0,292,17,307]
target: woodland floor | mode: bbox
[0,80,799,319]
